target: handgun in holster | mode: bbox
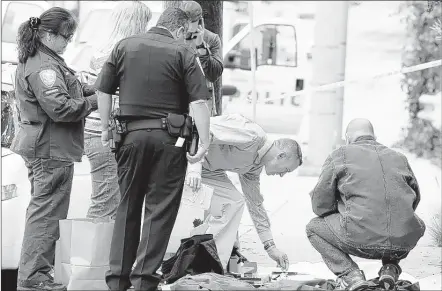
[188,120,199,156]
[109,109,127,153]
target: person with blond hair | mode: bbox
[84,1,153,219]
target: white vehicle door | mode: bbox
[223,24,306,134]
[1,1,49,64]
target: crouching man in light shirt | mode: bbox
[185,113,303,270]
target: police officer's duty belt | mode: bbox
[126,119,167,132]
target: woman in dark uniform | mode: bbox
[11,7,97,291]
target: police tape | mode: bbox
[257,59,442,104]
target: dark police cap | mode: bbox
[180,1,203,22]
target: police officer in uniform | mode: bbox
[94,7,211,291]
[12,8,97,291]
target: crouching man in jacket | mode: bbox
[306,118,425,291]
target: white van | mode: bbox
[221,17,314,135]
[1,1,50,64]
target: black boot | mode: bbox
[379,264,401,290]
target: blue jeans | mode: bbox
[306,217,409,277]
[84,134,120,219]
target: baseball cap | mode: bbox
[180,1,203,22]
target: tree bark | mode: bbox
[196,0,223,115]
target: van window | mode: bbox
[232,24,297,70]
[2,2,46,44]
[275,25,297,67]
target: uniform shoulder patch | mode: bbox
[39,69,57,88]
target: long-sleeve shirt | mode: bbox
[202,114,274,243]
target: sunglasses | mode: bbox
[59,33,74,42]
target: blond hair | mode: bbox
[91,1,152,71]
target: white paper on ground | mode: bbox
[181,184,214,210]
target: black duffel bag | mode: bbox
[161,234,224,284]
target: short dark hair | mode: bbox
[156,7,190,32]
[17,7,77,63]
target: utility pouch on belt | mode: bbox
[166,113,193,138]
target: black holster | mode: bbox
[109,109,127,153]
[188,123,199,156]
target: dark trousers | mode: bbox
[306,217,409,277]
[18,158,74,285]
[105,129,187,291]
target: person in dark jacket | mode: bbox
[306,118,425,291]
[11,7,97,291]
[180,1,224,115]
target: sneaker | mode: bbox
[17,280,67,291]
[336,269,369,291]
[379,264,401,290]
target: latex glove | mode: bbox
[267,246,289,271]
[186,161,202,191]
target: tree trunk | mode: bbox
[196,1,223,115]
